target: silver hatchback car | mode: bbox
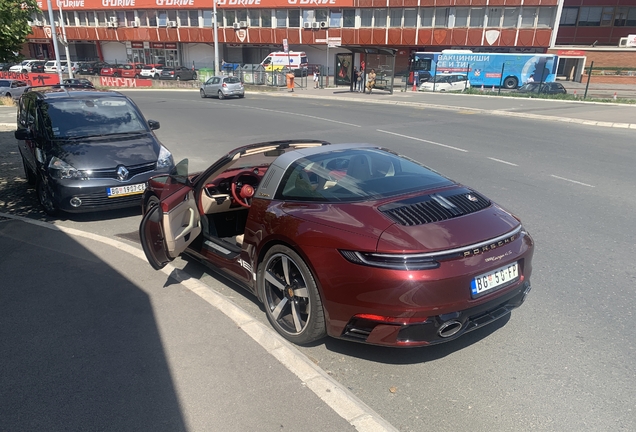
[200,75,245,99]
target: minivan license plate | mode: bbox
[471,262,519,297]
[107,183,146,198]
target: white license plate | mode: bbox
[107,183,146,198]
[471,262,519,297]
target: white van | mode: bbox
[260,51,308,74]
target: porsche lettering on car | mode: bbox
[139,141,534,347]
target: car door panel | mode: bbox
[161,189,201,257]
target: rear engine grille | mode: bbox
[379,189,490,226]
[85,162,156,180]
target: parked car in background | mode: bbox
[100,64,121,77]
[62,78,95,88]
[419,73,470,92]
[0,79,29,99]
[78,61,109,75]
[9,60,39,73]
[140,64,164,79]
[44,60,68,74]
[68,62,80,74]
[139,141,534,347]
[516,82,567,95]
[200,75,244,99]
[160,66,197,81]
[119,63,144,78]
[30,61,46,74]
[14,87,175,216]
[0,63,13,71]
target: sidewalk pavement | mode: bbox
[271,79,636,130]
[0,215,396,432]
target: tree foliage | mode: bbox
[0,0,40,63]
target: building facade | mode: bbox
[27,0,560,73]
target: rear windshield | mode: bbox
[224,76,241,83]
[41,97,148,139]
[277,148,452,202]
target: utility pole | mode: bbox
[58,4,73,79]
[46,0,63,84]
[213,0,219,74]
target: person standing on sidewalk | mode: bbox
[352,67,360,92]
[313,67,320,89]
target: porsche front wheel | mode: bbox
[258,245,326,344]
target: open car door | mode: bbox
[139,187,201,270]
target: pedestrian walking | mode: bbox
[353,67,362,92]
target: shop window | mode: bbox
[600,7,614,27]
[138,11,148,27]
[237,10,247,23]
[189,10,199,27]
[420,8,433,28]
[86,12,96,27]
[503,8,518,28]
[578,7,602,27]
[262,11,272,28]
[302,10,314,26]
[216,10,223,27]
[168,10,177,22]
[250,10,261,27]
[343,9,355,28]
[329,10,342,27]
[374,9,387,28]
[454,8,469,28]
[360,9,372,27]
[226,10,236,26]
[63,11,74,26]
[520,7,536,28]
[404,9,416,28]
[487,8,502,28]
[202,10,213,27]
[435,8,449,28]
[276,10,286,27]
[126,11,135,26]
[178,11,189,26]
[116,11,125,26]
[158,11,167,27]
[148,11,157,27]
[469,8,484,27]
[316,9,328,23]
[289,10,300,28]
[537,7,554,28]
[560,7,578,26]
[390,9,402,28]
[627,8,636,26]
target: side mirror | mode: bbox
[14,129,33,140]
[148,119,160,130]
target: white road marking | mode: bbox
[487,157,518,166]
[1,213,398,432]
[550,174,595,188]
[377,129,468,152]
[236,104,362,127]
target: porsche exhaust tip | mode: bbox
[438,320,463,338]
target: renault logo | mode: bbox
[117,165,129,181]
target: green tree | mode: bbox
[0,0,40,63]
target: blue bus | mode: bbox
[409,51,558,89]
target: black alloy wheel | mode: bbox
[258,245,326,344]
[36,178,58,216]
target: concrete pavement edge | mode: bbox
[0,212,400,432]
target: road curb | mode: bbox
[0,212,399,432]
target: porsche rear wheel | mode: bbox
[258,245,326,344]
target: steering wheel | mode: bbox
[231,170,259,208]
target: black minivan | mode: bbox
[15,86,175,215]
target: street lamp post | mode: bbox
[46,0,63,84]
[58,4,73,79]
[213,0,219,74]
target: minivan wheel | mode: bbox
[218,90,225,100]
[37,179,59,216]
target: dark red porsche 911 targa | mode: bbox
[139,140,534,347]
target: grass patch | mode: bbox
[0,96,16,107]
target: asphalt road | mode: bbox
[3,91,636,431]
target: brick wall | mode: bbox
[585,50,636,68]
[581,74,636,85]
